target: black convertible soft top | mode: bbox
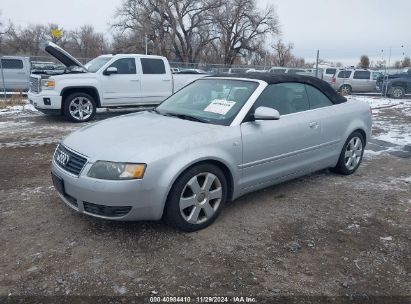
[210,73,347,104]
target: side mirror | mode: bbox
[104,67,118,75]
[253,106,280,121]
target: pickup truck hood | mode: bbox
[62,111,229,163]
[42,41,86,70]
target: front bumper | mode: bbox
[51,157,166,221]
[28,91,62,112]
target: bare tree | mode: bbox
[271,39,294,66]
[394,61,402,69]
[359,55,370,69]
[402,56,410,68]
[113,0,222,63]
[212,0,280,66]
[67,25,108,59]
[6,24,47,55]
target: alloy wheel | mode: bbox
[341,86,351,95]
[179,172,222,224]
[344,136,363,170]
[392,88,403,98]
[69,97,94,121]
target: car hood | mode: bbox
[42,41,86,70]
[62,111,229,163]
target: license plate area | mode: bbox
[51,172,65,195]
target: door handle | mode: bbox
[130,79,140,82]
[309,121,319,128]
[162,79,171,82]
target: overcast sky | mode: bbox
[1,0,410,65]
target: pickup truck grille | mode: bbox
[54,144,88,176]
[29,76,41,93]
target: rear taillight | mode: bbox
[331,77,336,84]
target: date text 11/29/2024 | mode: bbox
[149,296,257,303]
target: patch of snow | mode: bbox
[0,100,38,116]
[0,137,60,149]
[348,95,410,110]
[380,236,393,241]
[351,96,411,146]
[113,284,127,295]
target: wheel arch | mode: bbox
[159,158,236,219]
[61,86,101,111]
[352,128,367,143]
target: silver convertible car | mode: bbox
[51,74,372,231]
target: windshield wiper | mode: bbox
[162,112,209,123]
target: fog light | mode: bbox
[43,98,51,105]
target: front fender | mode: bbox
[142,142,242,220]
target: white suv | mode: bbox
[330,69,383,94]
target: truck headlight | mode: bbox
[87,161,146,180]
[41,79,55,89]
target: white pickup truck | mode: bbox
[28,42,205,122]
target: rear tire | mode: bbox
[164,164,227,232]
[391,86,405,99]
[63,92,96,122]
[332,131,365,175]
[340,84,352,95]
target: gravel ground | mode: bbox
[0,104,410,302]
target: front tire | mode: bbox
[332,131,365,175]
[164,164,227,232]
[63,92,96,122]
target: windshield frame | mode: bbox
[156,77,265,126]
[84,56,113,73]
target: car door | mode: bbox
[305,84,345,166]
[100,57,141,105]
[138,57,172,104]
[240,83,323,190]
[0,58,26,90]
[352,70,372,92]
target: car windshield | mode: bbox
[156,79,259,126]
[84,57,112,73]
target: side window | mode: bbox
[253,83,310,115]
[305,85,333,109]
[108,58,136,74]
[325,68,336,75]
[141,58,166,74]
[1,59,24,69]
[337,70,352,78]
[372,72,382,80]
[353,71,371,80]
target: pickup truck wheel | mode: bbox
[331,131,365,175]
[340,85,352,95]
[164,164,227,232]
[63,93,96,122]
[391,86,405,99]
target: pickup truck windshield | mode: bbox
[85,57,112,73]
[156,79,259,126]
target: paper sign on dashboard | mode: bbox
[203,99,236,115]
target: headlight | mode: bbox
[41,79,55,89]
[87,161,146,180]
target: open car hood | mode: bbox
[41,41,87,70]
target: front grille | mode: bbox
[54,144,88,176]
[83,202,132,218]
[29,76,41,93]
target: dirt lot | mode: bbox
[0,103,410,302]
